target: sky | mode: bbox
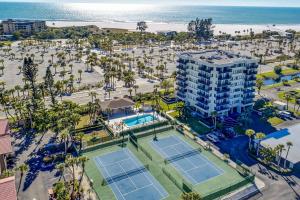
[1,0,300,7]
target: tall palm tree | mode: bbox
[60,131,69,155]
[284,93,292,110]
[78,156,89,190]
[17,164,28,194]
[275,144,285,168]
[211,111,217,130]
[245,129,255,150]
[284,141,293,169]
[56,163,66,181]
[255,132,266,156]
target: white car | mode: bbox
[206,134,220,143]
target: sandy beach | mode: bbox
[46,21,300,35]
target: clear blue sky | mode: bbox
[1,0,300,7]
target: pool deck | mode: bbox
[106,111,166,135]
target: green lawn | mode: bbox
[168,111,210,135]
[277,90,300,104]
[267,117,284,126]
[76,115,91,129]
[257,68,300,80]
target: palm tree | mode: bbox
[255,132,266,156]
[284,93,291,110]
[256,78,264,95]
[60,131,69,155]
[284,141,293,169]
[211,111,217,130]
[275,144,285,168]
[78,156,89,190]
[245,129,255,150]
[133,85,139,96]
[56,163,66,181]
[17,164,28,194]
[78,69,83,83]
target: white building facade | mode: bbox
[176,50,258,118]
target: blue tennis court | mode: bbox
[94,148,168,200]
[151,136,224,185]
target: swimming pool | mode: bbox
[123,114,157,127]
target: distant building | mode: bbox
[0,119,16,200]
[157,30,177,37]
[176,50,258,118]
[2,19,46,35]
[0,119,12,173]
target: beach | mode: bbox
[46,21,300,35]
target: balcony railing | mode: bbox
[215,87,230,93]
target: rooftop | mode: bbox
[0,119,9,136]
[180,50,256,65]
[0,176,17,200]
[101,97,135,110]
[260,123,300,164]
[2,19,45,24]
[0,135,13,155]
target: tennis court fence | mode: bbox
[162,167,193,193]
[129,134,153,161]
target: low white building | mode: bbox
[273,101,287,111]
[257,124,300,171]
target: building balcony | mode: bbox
[244,82,256,87]
[244,89,255,94]
[196,102,209,110]
[198,66,212,73]
[198,85,211,91]
[177,75,187,82]
[218,74,231,80]
[177,64,187,70]
[177,59,188,64]
[197,79,211,85]
[176,81,187,88]
[197,91,209,98]
[244,94,255,99]
[217,81,230,87]
[215,87,230,93]
[177,70,187,76]
[196,97,210,104]
[176,92,186,99]
[216,94,230,100]
[242,99,253,105]
[245,76,256,81]
[215,106,229,112]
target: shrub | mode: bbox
[274,66,282,75]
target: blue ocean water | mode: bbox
[0,2,300,24]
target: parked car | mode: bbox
[223,128,236,138]
[206,134,220,143]
[278,111,292,119]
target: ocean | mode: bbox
[0,2,300,25]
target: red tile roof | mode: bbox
[0,135,12,155]
[0,176,17,200]
[0,119,9,136]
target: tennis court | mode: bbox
[150,135,224,185]
[94,148,168,200]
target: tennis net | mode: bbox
[102,164,149,186]
[164,148,201,164]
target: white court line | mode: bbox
[151,139,198,184]
[124,149,167,198]
[96,157,124,200]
